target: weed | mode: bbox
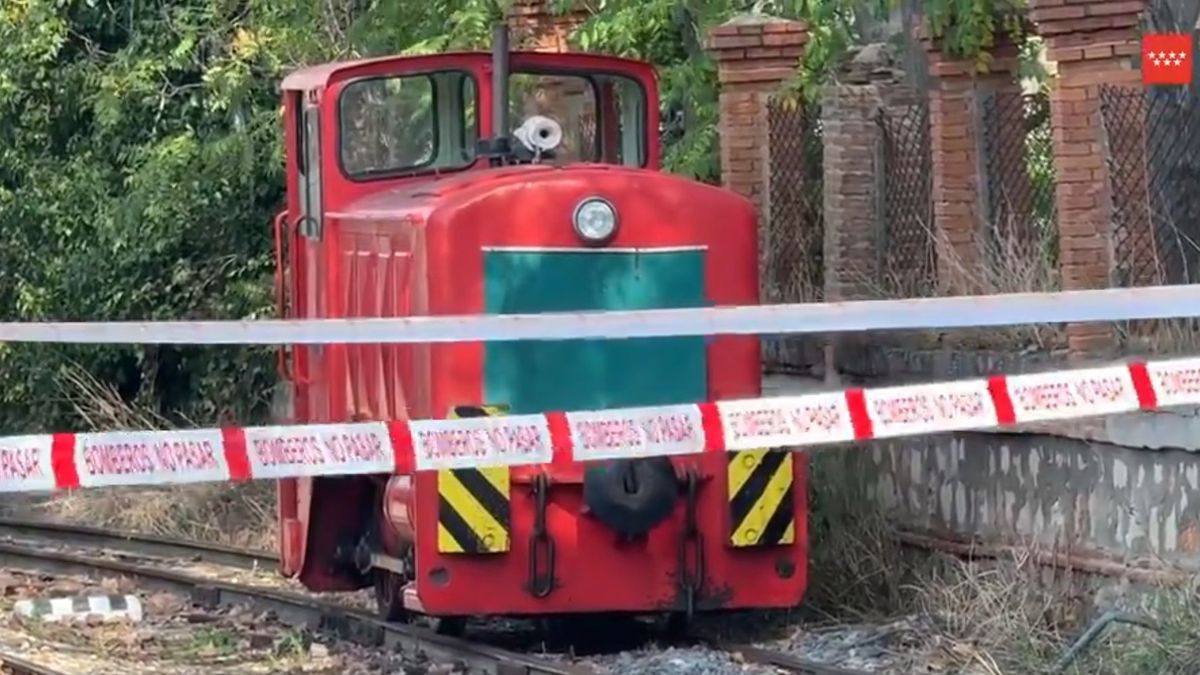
[186,628,239,657]
[2,363,276,551]
[806,450,1200,674]
[272,628,311,658]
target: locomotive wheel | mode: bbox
[432,616,467,637]
[664,612,691,639]
[372,569,408,622]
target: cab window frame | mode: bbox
[333,65,650,183]
[336,69,480,183]
[507,67,649,169]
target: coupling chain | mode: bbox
[528,473,556,598]
[677,470,704,618]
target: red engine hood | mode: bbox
[327,164,754,235]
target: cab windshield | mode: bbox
[338,69,648,180]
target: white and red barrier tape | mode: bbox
[1,285,1197,344]
[2,357,1198,493]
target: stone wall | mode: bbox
[856,429,1200,573]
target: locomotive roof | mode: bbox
[280,51,657,91]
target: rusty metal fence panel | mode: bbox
[978,89,1059,288]
[1100,85,1200,287]
[763,96,824,370]
[877,101,936,297]
[764,97,824,303]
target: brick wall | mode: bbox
[706,15,809,218]
[821,47,915,302]
[505,0,593,157]
[1030,0,1146,360]
[507,0,588,52]
[921,33,1022,293]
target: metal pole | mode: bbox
[492,23,510,146]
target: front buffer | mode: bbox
[404,450,809,617]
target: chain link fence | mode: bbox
[877,101,936,297]
[1100,85,1200,287]
[762,96,824,370]
[764,97,824,303]
[977,89,1059,289]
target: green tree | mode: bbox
[0,0,1017,433]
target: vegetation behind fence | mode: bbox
[757,34,1199,371]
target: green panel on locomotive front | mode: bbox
[483,250,708,412]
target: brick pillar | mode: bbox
[921,35,1021,294]
[507,0,588,52]
[820,47,921,380]
[822,84,883,301]
[1030,0,1146,359]
[822,46,913,302]
[923,39,983,291]
[706,15,809,218]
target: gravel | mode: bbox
[0,570,424,674]
[588,645,781,675]
[774,615,937,672]
[552,613,957,675]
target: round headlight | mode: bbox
[572,198,618,245]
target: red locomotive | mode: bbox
[272,26,808,629]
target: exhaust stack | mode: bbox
[492,23,510,143]
[479,22,512,165]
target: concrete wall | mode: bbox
[767,371,1200,577]
[859,430,1200,571]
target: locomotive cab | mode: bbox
[273,26,809,627]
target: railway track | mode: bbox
[0,517,872,675]
[0,517,277,570]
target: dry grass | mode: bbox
[4,364,277,551]
[805,450,1200,674]
[840,209,1200,359]
[856,212,1067,353]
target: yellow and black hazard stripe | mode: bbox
[449,403,510,418]
[436,404,511,554]
[727,449,795,547]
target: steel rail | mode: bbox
[0,520,875,675]
[0,517,277,570]
[0,540,593,675]
[0,652,68,675]
[0,284,1198,345]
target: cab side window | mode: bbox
[509,72,598,163]
[339,72,478,179]
[508,71,646,167]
